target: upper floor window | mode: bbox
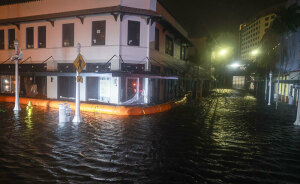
[62,23,74,47]
[38,26,46,48]
[8,29,15,49]
[26,27,34,49]
[155,28,159,51]
[92,21,106,45]
[265,23,269,27]
[180,44,187,60]
[165,35,174,56]
[128,20,140,46]
[0,30,4,50]
[265,17,269,21]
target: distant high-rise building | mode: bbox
[238,3,284,61]
[239,13,276,61]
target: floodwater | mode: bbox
[0,89,300,184]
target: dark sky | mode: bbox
[160,0,286,38]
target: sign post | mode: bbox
[72,43,85,123]
[12,40,23,111]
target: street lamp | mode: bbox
[251,49,259,56]
[11,40,23,111]
[219,49,227,56]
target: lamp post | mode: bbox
[12,40,22,111]
[72,43,82,123]
[268,71,272,106]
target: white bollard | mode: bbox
[268,71,272,106]
[59,103,71,123]
[294,90,300,126]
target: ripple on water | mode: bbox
[1,90,300,183]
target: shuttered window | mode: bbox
[128,20,140,46]
[26,27,34,49]
[8,29,15,49]
[62,23,74,47]
[92,21,106,45]
[0,30,4,49]
[38,26,46,48]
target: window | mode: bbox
[155,28,159,51]
[62,23,74,47]
[128,20,140,46]
[165,35,173,56]
[265,23,269,26]
[26,27,34,49]
[271,15,275,19]
[265,17,269,21]
[38,26,46,48]
[8,29,15,49]
[0,30,4,49]
[92,21,106,45]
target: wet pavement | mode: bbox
[0,89,300,183]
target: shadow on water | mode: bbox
[0,89,300,183]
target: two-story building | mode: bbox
[0,0,202,105]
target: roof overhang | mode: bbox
[0,5,161,26]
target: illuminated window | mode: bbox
[26,27,34,49]
[0,30,4,49]
[128,20,140,46]
[38,26,46,48]
[62,23,74,47]
[92,21,106,45]
[8,29,15,49]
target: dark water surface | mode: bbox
[0,89,300,184]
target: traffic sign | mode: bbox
[77,76,83,83]
[73,54,86,73]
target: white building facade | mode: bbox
[0,0,197,105]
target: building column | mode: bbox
[47,76,58,99]
[80,76,87,101]
[47,62,58,99]
[110,77,120,104]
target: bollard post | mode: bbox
[268,71,272,106]
[294,87,300,126]
[72,43,82,123]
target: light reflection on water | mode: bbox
[0,90,300,183]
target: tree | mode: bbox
[257,3,300,75]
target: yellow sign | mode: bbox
[73,54,86,73]
[77,76,83,83]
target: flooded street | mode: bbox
[1,89,300,183]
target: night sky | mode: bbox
[159,0,286,37]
